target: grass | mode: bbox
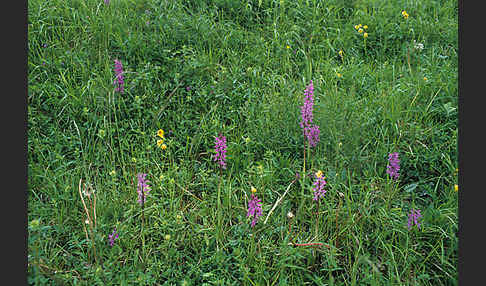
[28,0,458,285]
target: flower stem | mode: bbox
[315,200,319,237]
[217,172,222,251]
[297,140,307,223]
[335,197,342,248]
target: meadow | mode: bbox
[27,0,458,285]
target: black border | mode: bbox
[19,0,28,283]
[458,0,469,285]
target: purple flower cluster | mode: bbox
[386,152,400,180]
[300,81,314,129]
[407,209,422,230]
[247,194,263,227]
[108,228,118,247]
[312,174,327,201]
[306,126,320,148]
[136,173,151,206]
[300,80,320,147]
[213,134,227,169]
[114,59,124,93]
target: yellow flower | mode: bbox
[157,139,164,147]
[363,32,368,38]
[161,144,167,150]
[454,184,458,192]
[315,170,323,178]
[338,50,343,57]
[337,73,342,78]
[157,129,165,138]
[363,25,368,29]
[354,24,359,30]
[251,187,257,193]
[286,45,290,49]
[164,234,171,240]
[402,11,409,19]
[358,28,364,33]
[423,77,428,81]
[29,219,40,229]
[358,23,362,28]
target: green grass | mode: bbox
[28,0,458,285]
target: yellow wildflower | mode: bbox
[402,10,409,19]
[337,73,342,78]
[338,50,344,57]
[358,28,364,33]
[363,25,368,29]
[454,184,458,192]
[363,32,368,38]
[354,24,359,30]
[161,144,167,150]
[423,77,428,81]
[157,139,164,147]
[286,45,290,49]
[315,170,323,178]
[251,187,257,193]
[29,219,40,229]
[157,129,165,138]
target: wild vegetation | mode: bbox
[28,0,458,284]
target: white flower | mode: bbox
[413,40,424,51]
[287,211,294,219]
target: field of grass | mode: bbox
[28,0,458,285]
